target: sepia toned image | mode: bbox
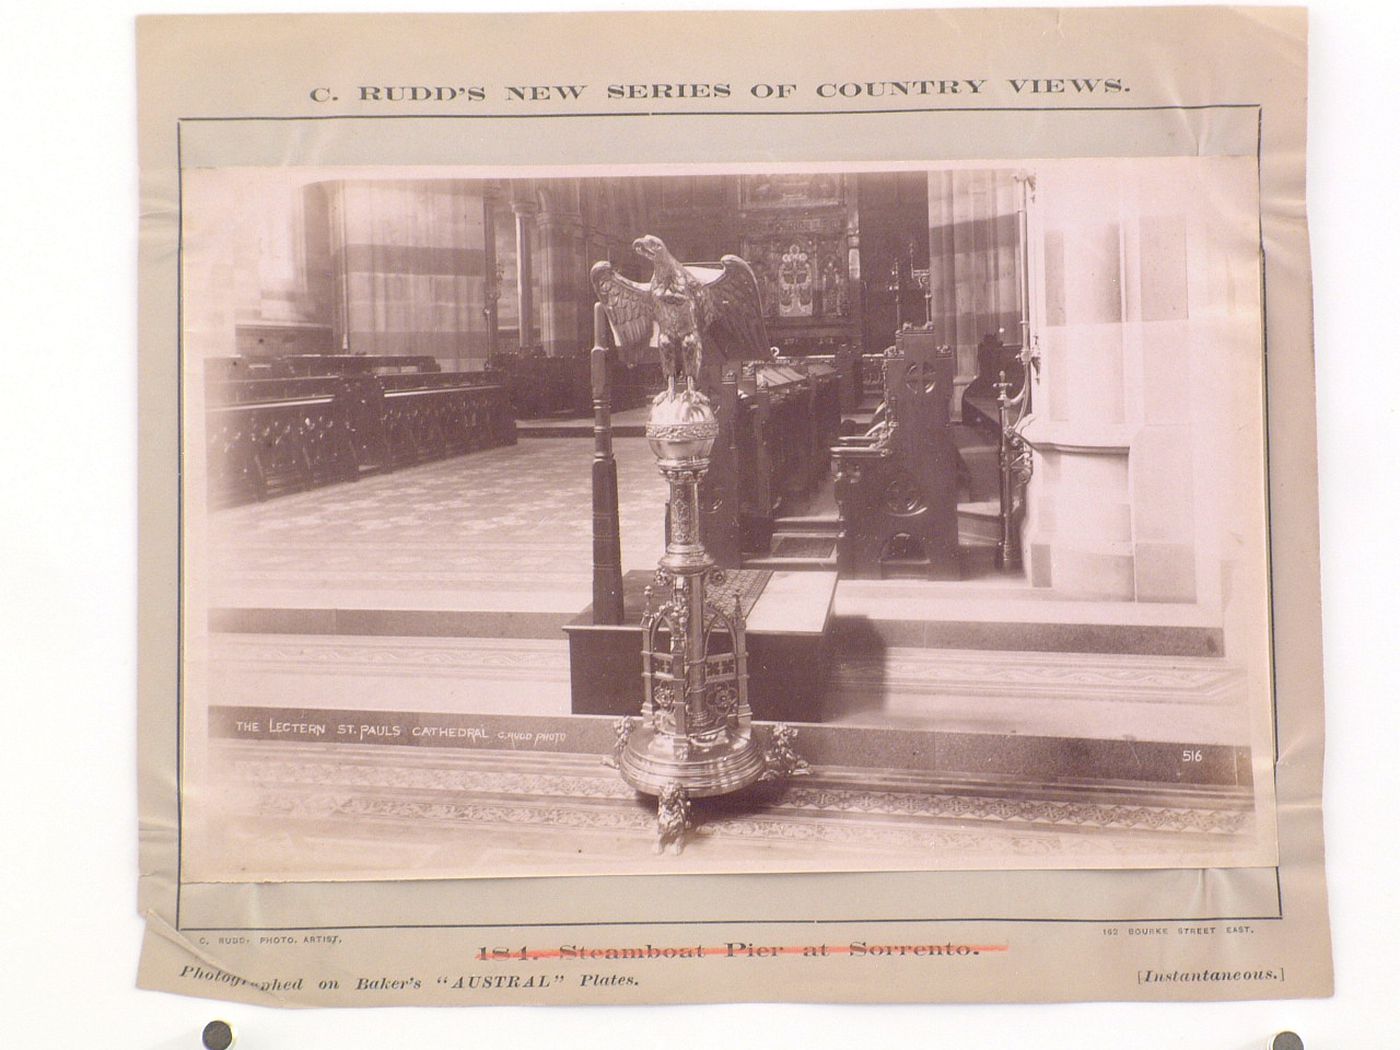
[133,5,1336,1010]
[178,156,1278,882]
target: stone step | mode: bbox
[958,499,1003,545]
[748,522,842,571]
[958,540,1001,577]
[768,531,840,557]
[956,445,1002,503]
[211,590,1223,658]
[766,508,1001,550]
[831,580,1226,658]
[743,554,840,572]
[746,545,1010,580]
[210,716,1254,795]
[771,513,842,534]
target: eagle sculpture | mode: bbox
[591,235,770,402]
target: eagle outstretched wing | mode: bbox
[590,261,656,359]
[696,255,770,362]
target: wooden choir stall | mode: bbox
[205,354,515,507]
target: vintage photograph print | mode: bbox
[178,158,1278,881]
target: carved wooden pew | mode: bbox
[831,326,960,579]
[797,343,861,414]
[206,361,515,507]
[205,393,358,506]
[727,359,844,556]
[380,380,517,466]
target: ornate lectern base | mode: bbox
[604,381,812,854]
[607,718,809,854]
[618,724,768,799]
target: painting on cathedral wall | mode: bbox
[746,235,850,319]
[776,241,814,316]
[740,172,845,209]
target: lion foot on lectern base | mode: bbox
[601,716,635,770]
[760,723,811,782]
[654,783,693,855]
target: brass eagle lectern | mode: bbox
[593,236,808,853]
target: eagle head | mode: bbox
[632,234,669,262]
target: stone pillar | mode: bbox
[1019,164,1134,599]
[481,186,501,361]
[1019,157,1262,605]
[512,198,538,352]
[537,189,587,357]
[320,179,487,368]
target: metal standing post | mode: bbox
[996,370,1022,572]
[590,303,625,624]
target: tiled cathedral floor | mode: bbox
[187,741,1260,882]
[185,440,1272,879]
[203,437,1221,642]
[204,437,669,614]
[199,438,1249,741]
[205,631,1250,744]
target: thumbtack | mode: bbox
[202,1019,235,1050]
[1269,1033,1303,1050]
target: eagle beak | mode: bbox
[632,237,650,256]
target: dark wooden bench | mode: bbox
[205,364,515,507]
[832,326,960,579]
